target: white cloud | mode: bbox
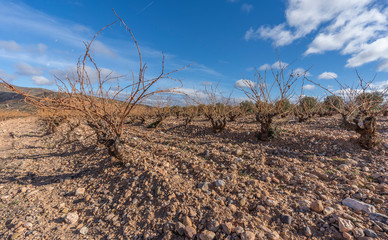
[92,40,116,58]
[241,4,254,14]
[14,62,42,76]
[257,61,289,71]
[303,84,316,90]
[235,79,255,88]
[345,37,388,68]
[0,40,22,51]
[370,80,388,92]
[0,1,90,48]
[31,76,51,85]
[258,64,270,71]
[245,0,388,70]
[293,68,311,76]
[245,24,298,46]
[318,72,338,79]
[271,61,288,69]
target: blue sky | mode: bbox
[0,0,388,102]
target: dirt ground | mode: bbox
[0,115,387,240]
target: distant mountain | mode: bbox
[0,85,53,111]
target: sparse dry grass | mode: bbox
[0,109,30,121]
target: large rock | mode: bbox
[338,217,354,233]
[199,230,215,240]
[342,197,376,213]
[369,212,388,224]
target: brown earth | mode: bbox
[0,115,387,240]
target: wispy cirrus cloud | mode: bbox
[245,0,388,71]
[14,62,42,76]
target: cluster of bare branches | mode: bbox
[237,60,304,140]
[201,83,232,133]
[0,11,188,163]
[307,72,387,149]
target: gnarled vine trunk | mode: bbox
[256,112,276,141]
[341,114,380,149]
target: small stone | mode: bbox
[84,195,91,202]
[234,149,243,156]
[323,207,335,216]
[215,180,226,187]
[222,222,234,234]
[185,225,196,238]
[338,217,354,233]
[229,204,237,213]
[338,164,350,171]
[342,232,353,240]
[75,187,85,195]
[369,212,388,224]
[207,220,220,232]
[175,222,185,235]
[280,214,292,224]
[235,226,244,234]
[304,226,312,237]
[24,222,33,229]
[267,231,280,240]
[241,231,255,240]
[342,197,376,214]
[198,182,210,191]
[199,230,215,240]
[352,228,364,238]
[182,215,192,227]
[79,226,88,235]
[364,229,378,238]
[65,212,79,225]
[310,200,324,213]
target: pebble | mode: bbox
[280,214,292,224]
[304,226,312,237]
[79,226,88,235]
[75,187,85,195]
[323,207,335,216]
[215,180,225,187]
[199,230,215,240]
[222,222,234,234]
[183,216,192,227]
[185,225,196,238]
[352,228,364,238]
[229,204,237,213]
[198,182,210,191]
[65,212,79,225]
[310,200,324,213]
[241,231,255,240]
[342,232,352,240]
[175,222,185,235]
[364,229,378,238]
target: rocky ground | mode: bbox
[0,115,387,240]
